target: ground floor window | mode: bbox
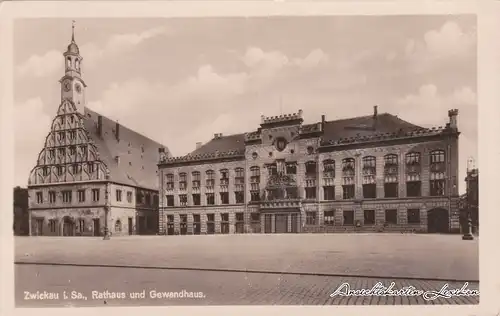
[306,211,316,225]
[114,220,121,233]
[250,213,260,233]
[343,210,354,225]
[407,209,421,224]
[385,209,398,224]
[235,212,244,233]
[324,210,334,225]
[364,210,375,225]
[193,214,201,235]
[207,214,215,234]
[221,213,229,234]
[49,219,57,233]
[179,214,187,235]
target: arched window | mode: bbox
[192,171,201,188]
[405,152,422,197]
[75,59,80,70]
[115,220,122,232]
[66,57,71,68]
[166,173,174,190]
[384,154,399,197]
[362,156,376,198]
[430,150,446,196]
[179,172,187,190]
[250,167,260,201]
[342,158,355,199]
[206,170,215,187]
[305,161,317,175]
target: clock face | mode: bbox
[75,83,82,94]
[63,80,71,92]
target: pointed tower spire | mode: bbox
[72,20,75,42]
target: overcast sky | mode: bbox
[13,16,477,192]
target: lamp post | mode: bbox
[462,158,474,240]
[103,171,111,240]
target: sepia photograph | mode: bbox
[7,6,484,309]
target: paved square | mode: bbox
[14,234,479,306]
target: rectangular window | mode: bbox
[166,215,174,235]
[78,219,85,233]
[206,193,215,205]
[363,183,377,199]
[305,187,316,199]
[57,166,64,176]
[430,179,446,196]
[49,191,56,203]
[166,174,174,190]
[179,215,187,235]
[207,214,215,234]
[62,190,72,203]
[192,194,201,206]
[220,192,229,204]
[92,189,100,202]
[179,194,188,206]
[250,191,260,202]
[323,186,335,200]
[342,185,355,199]
[306,211,316,225]
[166,195,174,207]
[36,192,43,204]
[407,209,421,224]
[77,190,85,202]
[406,181,421,197]
[235,212,244,234]
[116,189,122,202]
[49,219,57,233]
[235,191,244,204]
[286,163,297,175]
[343,210,354,225]
[221,213,229,234]
[384,183,399,198]
[136,192,144,204]
[127,191,133,203]
[305,162,317,175]
[145,194,151,205]
[364,209,375,225]
[324,210,335,225]
[193,214,201,235]
[385,209,398,224]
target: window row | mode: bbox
[36,189,101,204]
[41,162,96,176]
[47,145,87,159]
[165,192,245,207]
[305,209,421,225]
[115,189,158,206]
[165,212,260,235]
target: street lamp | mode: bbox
[462,157,474,241]
[103,171,111,240]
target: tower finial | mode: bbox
[72,20,76,42]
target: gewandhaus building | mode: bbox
[158,106,461,235]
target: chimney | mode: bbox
[115,122,120,141]
[196,142,202,149]
[448,109,459,130]
[115,155,120,164]
[97,115,103,137]
[373,105,378,130]
[321,115,326,132]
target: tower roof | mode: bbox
[65,20,80,55]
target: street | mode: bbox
[14,234,479,306]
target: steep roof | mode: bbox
[189,113,422,156]
[83,107,170,191]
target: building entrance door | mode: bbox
[290,213,299,233]
[62,217,75,236]
[128,217,133,235]
[92,219,100,236]
[275,214,288,233]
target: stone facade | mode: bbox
[158,108,461,235]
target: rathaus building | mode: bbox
[27,27,170,237]
[158,107,460,235]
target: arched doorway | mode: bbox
[62,217,75,236]
[427,208,449,233]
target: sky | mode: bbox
[13,16,477,193]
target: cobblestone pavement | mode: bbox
[15,264,479,307]
[15,234,479,281]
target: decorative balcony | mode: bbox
[260,199,302,210]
